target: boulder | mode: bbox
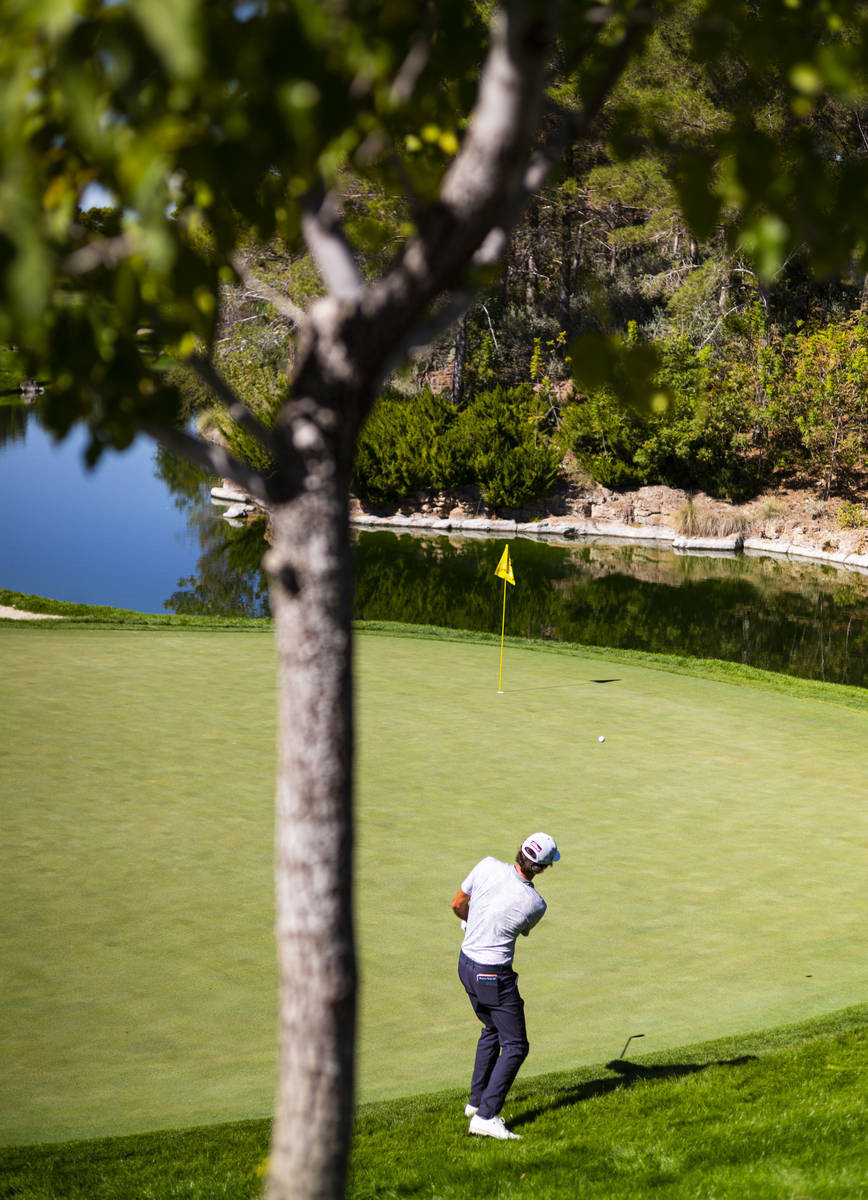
[222,503,256,520]
[211,485,251,505]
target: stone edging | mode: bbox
[350,511,678,541]
[209,483,868,576]
[742,536,868,572]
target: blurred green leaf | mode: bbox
[569,331,671,416]
[737,214,790,281]
[132,0,204,81]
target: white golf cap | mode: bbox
[521,832,560,865]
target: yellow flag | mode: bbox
[494,545,515,586]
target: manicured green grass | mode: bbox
[1,624,278,1146]
[3,1007,868,1199]
[3,602,868,1151]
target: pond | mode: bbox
[0,404,269,616]
[2,403,868,686]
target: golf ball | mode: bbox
[598,735,605,742]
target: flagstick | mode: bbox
[497,575,507,693]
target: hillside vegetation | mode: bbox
[347,315,868,517]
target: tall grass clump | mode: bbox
[675,496,751,538]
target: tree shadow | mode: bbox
[511,1054,757,1127]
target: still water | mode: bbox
[0,405,269,616]
[2,403,868,686]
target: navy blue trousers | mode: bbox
[458,951,529,1119]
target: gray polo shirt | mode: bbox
[460,856,547,965]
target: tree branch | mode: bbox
[566,4,657,142]
[694,307,740,351]
[389,32,432,105]
[392,292,474,366]
[143,421,272,504]
[356,0,555,364]
[296,1,659,437]
[360,2,656,371]
[187,354,283,461]
[497,3,659,238]
[439,0,555,222]
[301,186,365,300]
[63,233,136,274]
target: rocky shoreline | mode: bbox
[212,479,868,577]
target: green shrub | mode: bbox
[353,385,562,508]
[558,386,646,489]
[456,385,561,508]
[352,388,468,504]
[763,315,868,497]
[561,337,759,500]
[837,500,867,529]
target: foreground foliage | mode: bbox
[2,1006,867,1200]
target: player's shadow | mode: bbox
[511,1054,757,1127]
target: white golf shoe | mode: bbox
[464,1104,478,1117]
[468,1113,521,1140]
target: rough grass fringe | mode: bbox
[676,498,752,539]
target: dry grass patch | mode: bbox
[675,497,752,538]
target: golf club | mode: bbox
[619,1033,645,1058]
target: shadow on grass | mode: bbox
[504,677,623,694]
[512,1054,757,1128]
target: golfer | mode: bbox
[451,831,560,1140]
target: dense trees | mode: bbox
[4,4,868,1199]
[352,311,868,509]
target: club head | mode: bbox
[619,1033,645,1059]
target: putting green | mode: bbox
[2,623,868,1146]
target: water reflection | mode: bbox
[0,401,29,446]
[146,469,868,686]
[154,447,271,618]
[352,531,868,688]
